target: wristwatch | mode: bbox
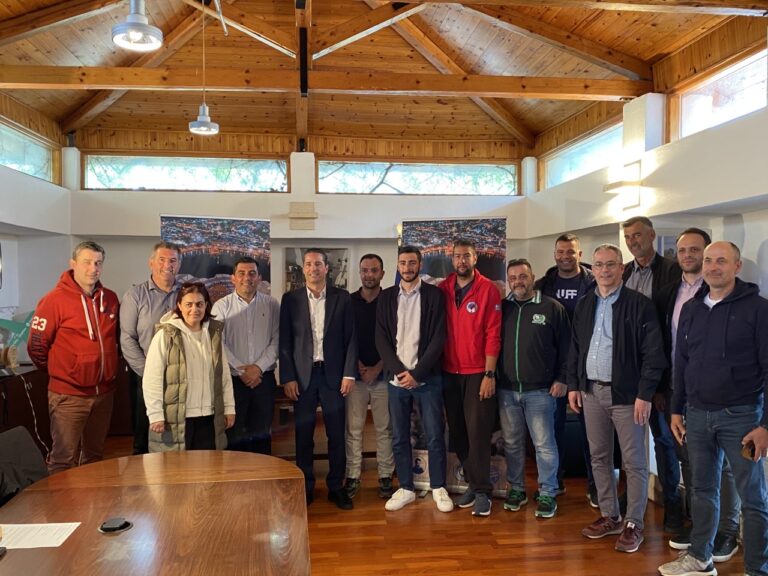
[484,370,495,379]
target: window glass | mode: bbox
[317,161,518,195]
[681,50,767,138]
[84,155,288,192]
[544,124,623,189]
[0,123,53,182]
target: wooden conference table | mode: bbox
[0,451,310,575]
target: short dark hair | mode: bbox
[621,216,654,230]
[676,227,711,246]
[398,245,422,263]
[555,233,579,245]
[174,282,214,323]
[304,248,328,264]
[72,240,105,260]
[359,253,384,268]
[152,241,183,258]
[507,258,532,273]
[232,256,259,274]
[452,238,476,253]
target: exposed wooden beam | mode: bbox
[61,11,205,133]
[312,2,428,60]
[0,0,123,48]
[0,65,652,100]
[468,6,651,80]
[349,0,768,17]
[363,0,533,146]
[295,0,312,147]
[180,0,296,58]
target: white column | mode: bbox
[521,156,538,196]
[61,147,81,191]
[622,93,665,164]
[289,151,316,198]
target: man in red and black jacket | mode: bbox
[28,241,119,474]
[439,238,502,517]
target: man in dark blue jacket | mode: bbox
[660,241,768,576]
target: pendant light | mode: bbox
[112,0,163,53]
[189,10,219,136]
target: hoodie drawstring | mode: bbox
[81,295,95,341]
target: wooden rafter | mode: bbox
[312,2,428,60]
[348,0,768,17]
[295,0,312,146]
[61,11,205,133]
[0,65,652,100]
[468,6,652,80]
[180,0,296,58]
[0,0,123,48]
[361,1,534,146]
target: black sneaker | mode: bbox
[587,484,599,509]
[556,480,567,496]
[535,494,558,518]
[669,525,691,550]
[344,477,361,499]
[328,489,354,510]
[378,476,394,499]
[712,532,739,563]
[503,489,528,512]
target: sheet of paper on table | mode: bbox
[0,523,81,548]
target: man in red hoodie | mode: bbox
[439,238,502,516]
[28,241,120,474]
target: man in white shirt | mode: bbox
[211,257,279,454]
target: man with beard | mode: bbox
[534,232,597,505]
[439,239,502,516]
[622,216,684,534]
[211,257,279,454]
[376,246,452,513]
[498,259,570,519]
[279,248,357,510]
[343,254,395,500]
[121,241,183,454]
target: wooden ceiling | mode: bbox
[0,0,765,152]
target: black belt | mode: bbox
[589,380,612,387]
[312,361,325,368]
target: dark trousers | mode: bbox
[443,372,497,495]
[184,415,216,450]
[129,370,149,455]
[649,398,682,506]
[226,372,276,454]
[554,395,595,489]
[294,366,346,495]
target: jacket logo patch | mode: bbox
[466,301,478,314]
[532,314,546,325]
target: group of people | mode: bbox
[26,214,768,576]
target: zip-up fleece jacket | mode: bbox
[567,285,666,405]
[28,270,119,396]
[439,270,502,374]
[497,291,570,392]
[672,279,768,427]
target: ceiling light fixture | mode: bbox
[112,0,163,53]
[189,9,219,136]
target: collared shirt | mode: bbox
[119,277,181,376]
[210,290,280,375]
[671,275,704,367]
[396,280,422,371]
[625,260,653,297]
[586,284,622,382]
[307,286,326,362]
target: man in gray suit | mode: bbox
[279,248,357,510]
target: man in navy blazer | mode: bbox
[279,248,357,509]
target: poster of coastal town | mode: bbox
[400,217,507,296]
[160,215,271,301]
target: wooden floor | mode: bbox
[103,415,747,576]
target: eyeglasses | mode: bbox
[592,261,620,270]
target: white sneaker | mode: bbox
[432,487,454,513]
[658,552,717,576]
[385,488,416,511]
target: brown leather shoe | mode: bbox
[615,521,644,553]
[582,516,623,539]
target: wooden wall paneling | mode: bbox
[533,100,624,157]
[653,16,768,92]
[0,91,63,145]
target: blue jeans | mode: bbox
[649,401,682,506]
[686,404,768,575]
[498,388,559,497]
[388,375,447,491]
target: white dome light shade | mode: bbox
[189,103,220,136]
[112,1,163,52]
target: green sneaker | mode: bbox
[535,494,558,518]
[503,489,528,512]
